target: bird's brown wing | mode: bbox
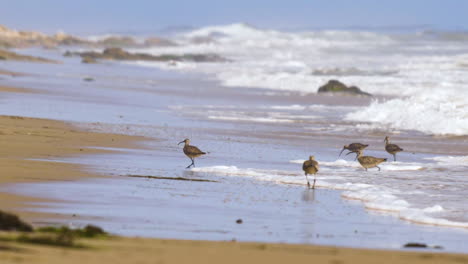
[349,143,368,151]
[185,145,206,155]
[361,156,386,165]
[303,160,319,171]
[386,144,403,152]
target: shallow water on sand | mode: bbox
[1,50,468,252]
[7,150,468,253]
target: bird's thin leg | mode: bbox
[345,151,353,156]
[192,158,196,168]
[312,174,316,189]
[305,173,310,188]
[393,154,396,162]
[186,158,194,169]
[365,167,367,171]
[377,166,381,171]
[354,153,358,161]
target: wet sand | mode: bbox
[0,114,143,221]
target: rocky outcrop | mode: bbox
[97,36,138,47]
[68,47,228,63]
[143,37,177,47]
[0,25,88,48]
[317,80,371,96]
[0,25,177,49]
[0,49,59,63]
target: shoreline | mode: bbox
[0,114,145,223]
[0,60,466,260]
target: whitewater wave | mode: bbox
[346,92,468,136]
[127,23,468,136]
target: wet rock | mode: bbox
[83,77,94,82]
[63,50,73,57]
[81,56,97,64]
[0,210,33,232]
[403,242,443,250]
[236,219,243,224]
[72,47,228,63]
[403,242,427,248]
[98,36,137,47]
[317,80,371,96]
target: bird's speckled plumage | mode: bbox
[357,151,387,171]
[302,156,319,189]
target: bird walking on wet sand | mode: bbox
[178,139,206,169]
[339,143,369,160]
[356,150,386,171]
[302,156,319,189]
[384,136,403,162]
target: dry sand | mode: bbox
[0,87,467,263]
[1,236,468,264]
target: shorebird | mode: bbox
[302,156,319,189]
[178,139,206,169]
[339,143,369,160]
[384,136,403,162]
[356,150,387,171]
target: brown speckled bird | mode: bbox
[302,156,319,189]
[178,139,206,168]
[356,150,387,171]
[339,143,369,160]
[384,136,403,162]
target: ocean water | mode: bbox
[1,24,468,251]
[126,23,468,136]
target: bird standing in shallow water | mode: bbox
[356,150,387,171]
[302,156,319,189]
[384,136,403,162]
[339,143,369,160]
[178,139,206,169]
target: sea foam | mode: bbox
[191,155,468,229]
[128,23,468,136]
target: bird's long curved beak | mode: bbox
[338,148,345,157]
[178,141,184,145]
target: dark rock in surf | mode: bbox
[403,242,428,248]
[317,80,372,96]
[81,56,97,64]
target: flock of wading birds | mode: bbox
[178,136,404,189]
